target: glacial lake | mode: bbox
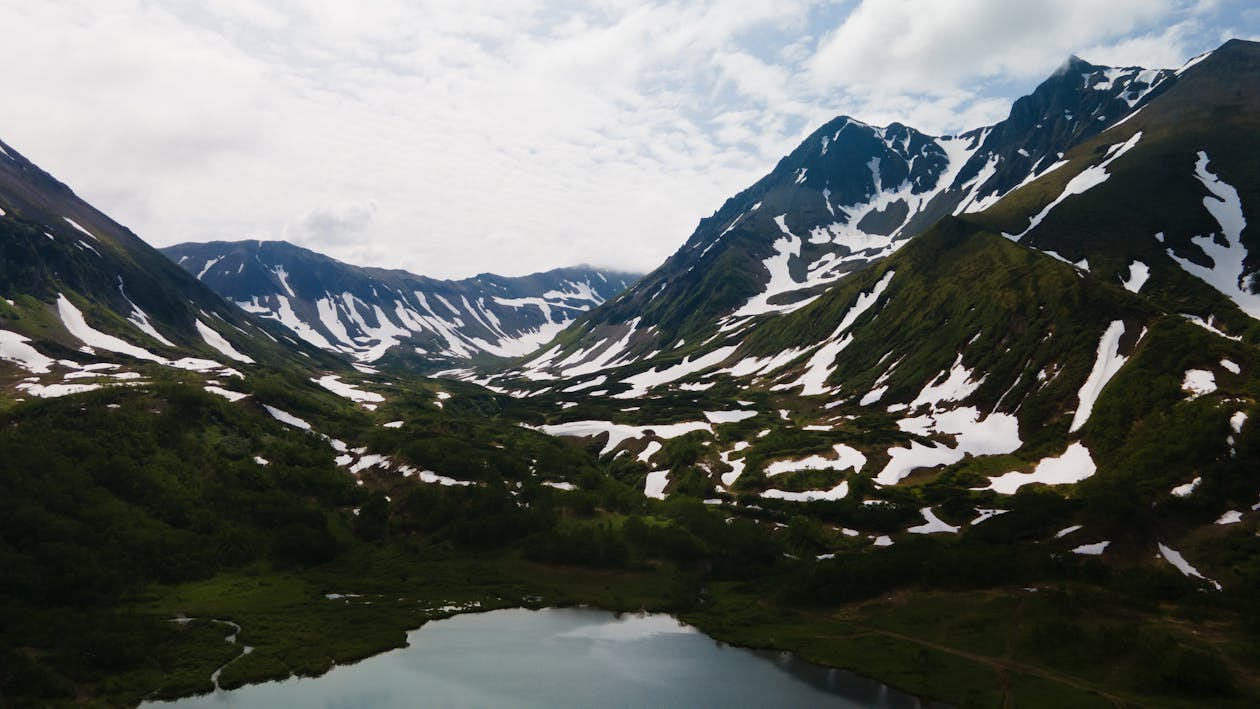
[147,607,938,708]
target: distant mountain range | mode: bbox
[161,240,639,369]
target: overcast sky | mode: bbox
[2,1,1256,279]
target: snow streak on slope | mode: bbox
[1167,152,1260,318]
[195,320,254,364]
[58,294,165,363]
[1069,320,1129,432]
[792,270,896,395]
[726,216,837,319]
[613,346,739,399]
[1157,543,1221,590]
[1007,132,1143,241]
[118,279,176,347]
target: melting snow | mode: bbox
[1181,313,1241,341]
[638,441,662,463]
[704,410,757,424]
[792,270,896,396]
[1072,541,1109,556]
[63,217,98,241]
[613,346,738,399]
[907,507,959,534]
[196,256,222,280]
[0,329,55,373]
[1181,369,1216,398]
[986,442,1097,494]
[859,386,888,406]
[16,382,104,398]
[1069,320,1129,432]
[1120,261,1150,293]
[196,320,254,364]
[644,470,670,499]
[1007,132,1142,241]
[971,509,1008,525]
[1157,543,1221,590]
[314,374,384,405]
[765,444,866,477]
[58,294,165,363]
[1215,510,1242,525]
[1055,524,1083,538]
[263,405,312,430]
[118,279,175,346]
[532,420,711,456]
[718,444,748,487]
[910,353,986,411]
[205,385,248,402]
[1167,152,1259,318]
[416,470,473,487]
[1171,477,1201,498]
[876,407,1021,485]
[761,481,849,503]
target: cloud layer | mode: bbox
[1,0,1253,278]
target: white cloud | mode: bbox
[0,0,1253,280]
[808,0,1180,92]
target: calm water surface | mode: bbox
[147,607,940,708]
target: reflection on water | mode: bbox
[146,607,945,708]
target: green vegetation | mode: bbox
[1,377,1258,708]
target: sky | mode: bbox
[1,1,1256,280]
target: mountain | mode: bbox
[494,54,1175,372]
[464,41,1259,562]
[0,137,346,399]
[160,240,639,369]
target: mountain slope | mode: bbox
[461,41,1260,572]
[507,54,1175,372]
[973,38,1260,340]
[161,240,639,368]
[0,139,351,401]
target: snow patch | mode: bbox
[986,442,1097,494]
[907,507,959,534]
[1157,543,1221,590]
[0,329,55,373]
[1007,132,1142,241]
[1120,261,1150,293]
[1181,369,1216,398]
[196,320,254,363]
[877,407,1020,485]
[1168,152,1260,318]
[263,405,312,430]
[314,374,384,405]
[1069,320,1128,432]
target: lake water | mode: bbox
[147,607,938,708]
